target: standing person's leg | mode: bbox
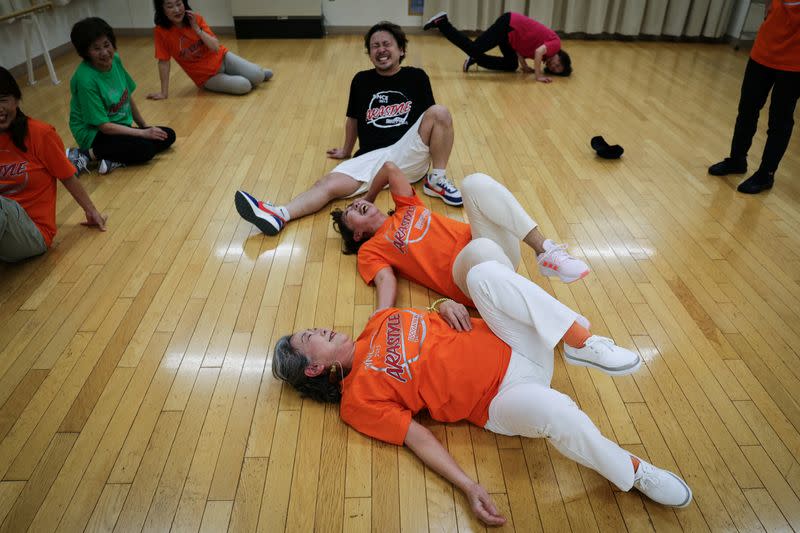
[221,51,273,86]
[710,59,775,176]
[737,69,800,193]
[0,197,48,262]
[453,173,589,284]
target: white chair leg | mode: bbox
[31,14,60,85]
[22,18,36,86]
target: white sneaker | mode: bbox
[423,173,463,206]
[537,239,590,283]
[65,148,90,176]
[563,336,641,376]
[98,159,125,175]
[633,459,693,508]
[234,190,286,236]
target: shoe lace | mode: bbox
[75,154,91,175]
[635,463,660,491]
[432,174,457,193]
[542,242,575,263]
[586,336,614,353]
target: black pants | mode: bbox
[91,126,176,165]
[436,12,518,72]
[730,59,800,173]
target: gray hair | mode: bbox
[272,334,342,403]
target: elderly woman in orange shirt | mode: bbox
[147,0,273,98]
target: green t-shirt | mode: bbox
[69,53,137,149]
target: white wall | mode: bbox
[322,0,421,28]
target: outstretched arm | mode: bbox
[363,162,412,203]
[327,117,357,159]
[60,177,107,230]
[404,420,506,526]
[147,60,171,100]
[373,267,398,311]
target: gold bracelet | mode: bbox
[427,298,449,312]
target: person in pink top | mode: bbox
[424,11,571,82]
[148,0,273,98]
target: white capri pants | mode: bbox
[467,261,635,491]
[334,112,432,198]
[204,51,270,95]
[451,173,538,299]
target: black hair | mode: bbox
[153,0,193,28]
[0,67,29,152]
[331,208,363,255]
[272,335,343,404]
[364,21,408,64]
[70,17,117,62]
[545,49,572,77]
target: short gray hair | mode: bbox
[272,334,342,403]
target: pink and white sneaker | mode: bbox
[234,190,286,236]
[537,239,590,283]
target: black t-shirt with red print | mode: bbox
[346,67,435,157]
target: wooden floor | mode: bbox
[1,34,799,532]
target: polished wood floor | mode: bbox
[1,34,799,532]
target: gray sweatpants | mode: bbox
[0,196,47,262]
[203,51,272,95]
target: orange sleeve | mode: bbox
[154,27,171,61]
[391,190,424,209]
[341,397,412,446]
[357,244,391,285]
[37,125,77,180]
[196,14,217,39]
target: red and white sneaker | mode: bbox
[423,173,463,206]
[537,240,589,283]
[234,190,286,236]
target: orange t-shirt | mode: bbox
[0,118,76,246]
[340,308,512,445]
[154,13,228,86]
[357,191,474,305]
[750,0,800,72]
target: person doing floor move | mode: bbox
[273,260,692,526]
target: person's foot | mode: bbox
[463,57,476,72]
[737,169,774,194]
[423,11,448,30]
[708,157,747,176]
[563,336,641,376]
[98,159,125,175]
[263,69,273,82]
[633,458,693,508]
[423,173,463,206]
[65,148,90,176]
[234,190,286,236]
[537,240,590,283]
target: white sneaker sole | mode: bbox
[539,265,590,283]
[563,351,642,376]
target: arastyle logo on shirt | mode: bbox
[178,34,206,60]
[108,88,130,117]
[0,151,29,196]
[364,310,426,383]
[366,90,412,128]
[385,205,432,254]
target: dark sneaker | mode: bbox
[708,157,747,176]
[463,57,476,72]
[737,170,774,194]
[65,148,90,176]
[423,173,462,206]
[234,190,286,235]
[423,11,448,30]
[98,159,125,175]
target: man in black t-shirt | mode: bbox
[235,21,461,237]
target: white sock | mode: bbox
[429,168,446,181]
[277,206,290,221]
[542,238,555,251]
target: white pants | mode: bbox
[451,173,537,299]
[467,261,635,491]
[204,52,267,95]
[334,113,431,198]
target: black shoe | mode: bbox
[708,157,747,176]
[590,136,624,159]
[463,57,475,72]
[423,11,448,30]
[737,170,774,194]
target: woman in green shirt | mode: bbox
[65,18,176,175]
